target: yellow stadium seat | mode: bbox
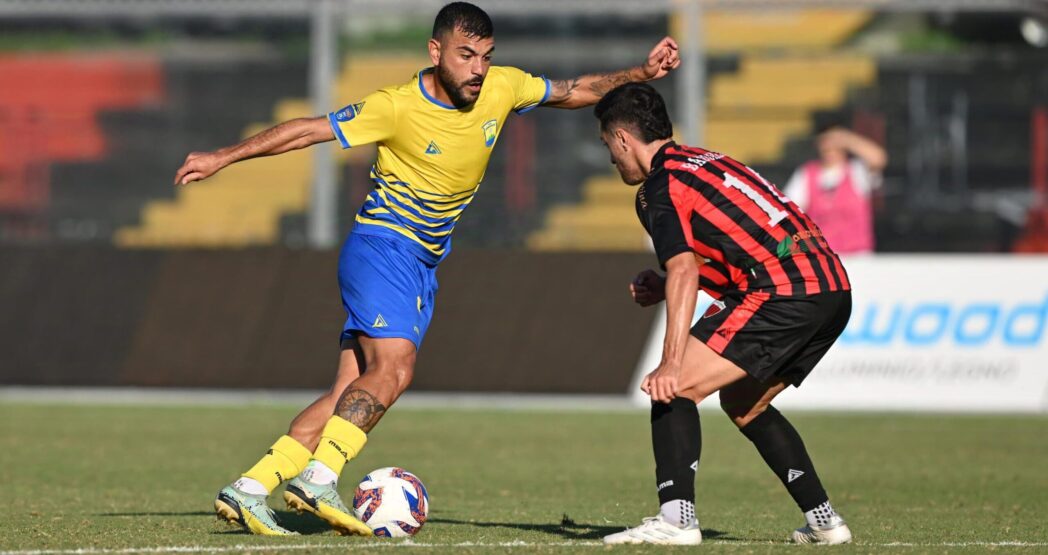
[116,55,428,248]
[529,10,875,251]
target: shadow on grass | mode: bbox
[208,510,337,535]
[99,510,336,535]
[429,515,739,542]
[99,511,214,517]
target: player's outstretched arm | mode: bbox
[640,252,700,403]
[174,116,334,186]
[543,37,680,110]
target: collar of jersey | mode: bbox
[649,140,678,172]
[417,68,457,110]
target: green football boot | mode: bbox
[214,484,297,536]
[284,477,372,536]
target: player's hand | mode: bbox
[640,37,681,81]
[174,151,227,186]
[630,269,666,307]
[641,360,681,403]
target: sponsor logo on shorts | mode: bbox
[372,314,388,328]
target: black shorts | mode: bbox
[691,290,852,386]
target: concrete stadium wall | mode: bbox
[0,247,657,393]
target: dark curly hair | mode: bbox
[432,2,493,40]
[593,82,673,143]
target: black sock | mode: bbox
[651,398,701,506]
[739,406,828,512]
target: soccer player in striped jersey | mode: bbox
[173,3,680,537]
[595,83,853,546]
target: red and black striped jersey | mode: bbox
[637,142,850,298]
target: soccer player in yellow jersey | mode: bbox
[174,2,680,536]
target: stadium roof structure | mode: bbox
[0,0,1046,18]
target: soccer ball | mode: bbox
[352,467,429,537]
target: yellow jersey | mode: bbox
[328,66,551,264]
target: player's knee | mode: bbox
[371,356,415,394]
[721,398,766,428]
[677,387,710,405]
[392,362,414,392]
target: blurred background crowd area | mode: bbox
[1,0,1047,254]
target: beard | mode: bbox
[435,64,483,108]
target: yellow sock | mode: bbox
[242,435,312,493]
[311,416,368,476]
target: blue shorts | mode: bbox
[338,232,438,350]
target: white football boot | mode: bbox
[603,515,702,545]
[791,515,853,545]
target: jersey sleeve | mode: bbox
[646,170,695,269]
[327,89,396,149]
[499,66,551,114]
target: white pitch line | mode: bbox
[5,540,1048,554]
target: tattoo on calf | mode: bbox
[336,388,387,432]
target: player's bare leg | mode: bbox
[720,377,852,545]
[214,342,366,535]
[285,335,416,536]
[287,345,367,450]
[606,337,748,545]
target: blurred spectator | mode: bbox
[783,126,887,254]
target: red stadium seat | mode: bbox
[0,54,163,214]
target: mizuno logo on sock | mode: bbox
[657,480,674,491]
[788,469,805,483]
[328,439,349,460]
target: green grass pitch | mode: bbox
[1,402,1046,554]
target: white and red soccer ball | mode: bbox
[352,467,429,537]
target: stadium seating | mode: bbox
[526,175,648,251]
[527,9,875,251]
[115,56,426,247]
[0,54,162,230]
[45,61,308,243]
[701,10,871,52]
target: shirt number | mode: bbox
[723,174,788,227]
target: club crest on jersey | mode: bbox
[703,300,726,319]
[482,119,497,147]
[334,101,365,122]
